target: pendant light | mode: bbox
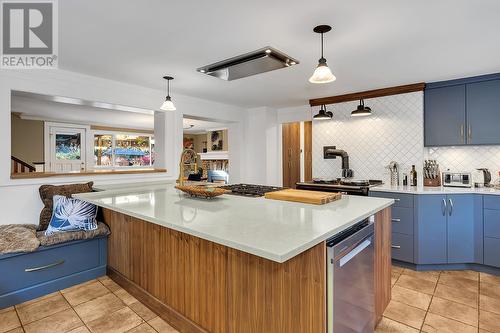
[351,99,372,117]
[160,76,176,111]
[309,25,336,84]
[313,104,333,120]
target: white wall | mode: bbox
[0,69,245,225]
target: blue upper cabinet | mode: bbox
[466,79,500,145]
[425,73,500,147]
[424,85,466,146]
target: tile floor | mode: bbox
[376,265,500,333]
[2,269,500,333]
[0,276,179,333]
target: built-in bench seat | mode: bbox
[0,227,108,308]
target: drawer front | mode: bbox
[485,209,500,238]
[391,207,414,235]
[391,232,414,263]
[370,191,414,208]
[484,195,500,210]
[0,239,101,295]
[485,237,500,268]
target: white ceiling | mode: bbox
[183,118,228,134]
[59,0,500,108]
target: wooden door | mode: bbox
[304,121,312,182]
[282,122,300,188]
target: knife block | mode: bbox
[424,177,441,187]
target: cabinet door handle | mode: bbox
[468,125,472,141]
[25,260,65,272]
[460,124,465,143]
[448,198,453,216]
[391,218,401,222]
[391,245,401,249]
[394,198,401,202]
[441,198,447,216]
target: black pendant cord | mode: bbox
[320,33,324,59]
[167,79,170,98]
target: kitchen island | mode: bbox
[75,184,394,333]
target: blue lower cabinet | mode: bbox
[392,233,414,262]
[415,195,447,264]
[485,209,500,238]
[485,237,500,268]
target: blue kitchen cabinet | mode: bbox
[466,79,500,145]
[415,194,482,265]
[446,195,482,264]
[415,195,447,264]
[424,85,466,147]
[484,196,500,268]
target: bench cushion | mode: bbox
[37,222,110,247]
[0,224,40,254]
[38,182,94,231]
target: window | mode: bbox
[93,132,154,168]
[56,133,81,160]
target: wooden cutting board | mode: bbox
[264,189,342,205]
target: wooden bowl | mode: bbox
[175,185,227,199]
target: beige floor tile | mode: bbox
[440,270,479,281]
[438,274,478,293]
[86,307,143,333]
[5,328,24,333]
[391,285,432,310]
[480,294,500,315]
[422,312,477,333]
[62,281,110,306]
[148,317,178,333]
[481,281,500,300]
[391,271,401,286]
[114,289,138,306]
[0,307,14,314]
[375,316,419,333]
[15,292,61,309]
[402,269,440,283]
[129,302,156,321]
[428,297,478,327]
[383,300,426,330]
[74,293,126,323]
[395,275,437,295]
[392,266,404,275]
[67,326,91,333]
[0,310,21,333]
[23,308,83,333]
[480,310,500,332]
[16,293,70,325]
[99,277,121,293]
[61,280,98,294]
[126,323,157,333]
[480,272,500,285]
[434,283,478,308]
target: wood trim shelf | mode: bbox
[10,168,167,179]
[309,83,426,106]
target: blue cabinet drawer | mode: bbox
[370,191,414,208]
[484,195,500,210]
[485,237,500,268]
[391,232,414,263]
[391,207,414,235]
[0,238,101,295]
[485,209,500,238]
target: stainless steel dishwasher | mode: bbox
[327,217,375,333]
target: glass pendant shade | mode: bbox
[309,62,336,84]
[160,96,176,111]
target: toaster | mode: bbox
[442,172,472,188]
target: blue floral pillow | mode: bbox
[45,195,98,236]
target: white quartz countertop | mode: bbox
[371,184,500,195]
[75,184,394,263]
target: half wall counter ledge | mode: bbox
[74,183,394,333]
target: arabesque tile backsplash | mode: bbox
[312,91,500,184]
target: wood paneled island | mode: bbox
[76,184,393,333]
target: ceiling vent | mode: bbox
[196,47,299,81]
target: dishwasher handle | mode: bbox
[339,238,372,267]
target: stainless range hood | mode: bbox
[196,46,299,81]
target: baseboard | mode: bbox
[0,265,106,308]
[393,260,500,276]
[107,267,208,333]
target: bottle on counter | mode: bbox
[402,173,408,186]
[410,165,417,186]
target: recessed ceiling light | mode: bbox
[265,49,272,54]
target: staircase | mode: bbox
[11,156,36,174]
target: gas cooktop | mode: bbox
[310,179,383,187]
[221,184,284,197]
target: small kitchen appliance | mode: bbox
[474,168,492,188]
[442,171,472,188]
